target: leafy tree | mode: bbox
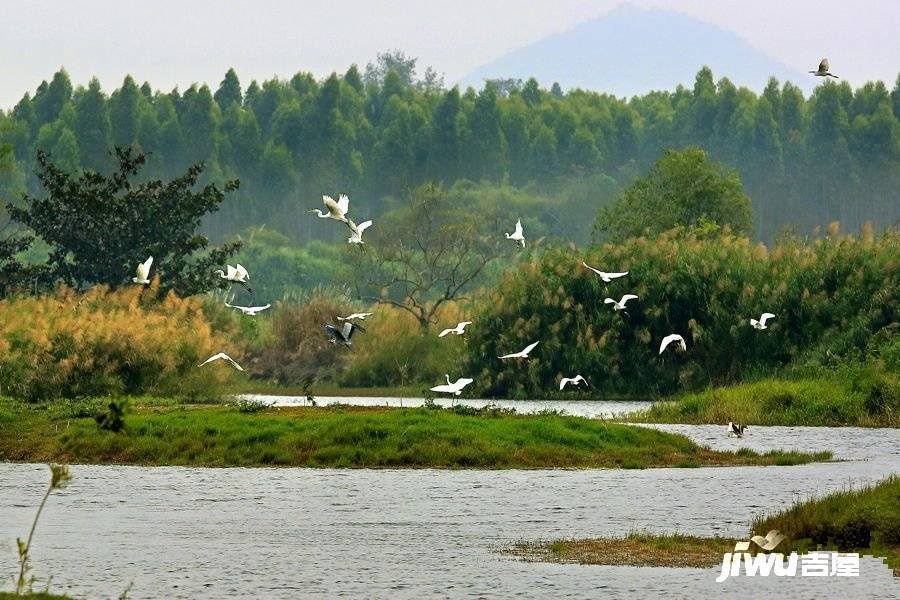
[428,87,462,182]
[6,62,899,248]
[180,84,219,164]
[486,78,523,97]
[343,65,364,94]
[0,143,42,296]
[7,147,241,295]
[73,78,112,172]
[364,50,418,88]
[109,75,141,148]
[594,146,754,242]
[33,70,73,127]
[465,83,506,181]
[353,183,506,330]
[214,68,242,109]
[0,234,45,297]
[0,142,26,209]
[417,66,445,92]
[892,74,900,120]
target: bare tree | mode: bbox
[353,183,506,330]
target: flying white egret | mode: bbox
[198,352,244,371]
[225,303,271,316]
[728,421,747,437]
[438,321,472,337]
[505,219,525,248]
[809,58,838,79]
[559,374,588,390]
[750,312,776,330]
[582,261,628,283]
[132,256,153,285]
[324,321,366,347]
[309,194,351,223]
[347,219,373,244]
[499,341,540,359]
[337,312,373,321]
[430,375,474,395]
[604,294,638,311]
[215,264,252,293]
[659,334,686,355]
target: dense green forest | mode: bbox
[1,57,898,248]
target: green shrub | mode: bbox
[247,288,355,384]
[468,226,898,397]
[339,303,469,388]
[95,399,128,432]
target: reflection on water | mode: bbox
[0,422,897,599]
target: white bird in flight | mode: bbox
[559,375,588,390]
[604,294,638,311]
[438,321,472,337]
[659,334,686,355]
[225,303,271,316]
[347,219,373,244]
[337,312,373,321]
[750,313,776,330]
[809,58,839,79]
[309,194,351,223]
[499,341,540,359]
[215,264,251,292]
[199,352,244,371]
[132,256,153,285]
[582,261,628,283]
[430,375,474,395]
[505,219,525,248]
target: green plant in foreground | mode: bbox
[230,398,271,414]
[95,399,128,432]
[14,464,71,595]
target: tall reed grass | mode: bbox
[0,284,237,401]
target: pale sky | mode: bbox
[1,0,897,107]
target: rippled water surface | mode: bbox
[1,407,897,599]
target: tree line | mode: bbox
[1,55,898,244]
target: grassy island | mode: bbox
[509,476,899,573]
[0,398,829,470]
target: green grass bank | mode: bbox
[628,377,898,427]
[0,398,829,469]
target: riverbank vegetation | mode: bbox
[0,398,829,469]
[509,476,899,572]
[468,224,898,399]
[0,286,237,402]
[753,475,899,570]
[0,109,894,417]
[629,369,898,427]
[510,533,736,568]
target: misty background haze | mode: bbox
[2,0,899,106]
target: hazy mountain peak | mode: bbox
[460,4,810,97]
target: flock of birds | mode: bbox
[130,188,777,436]
[127,59,842,437]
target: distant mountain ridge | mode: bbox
[460,4,811,96]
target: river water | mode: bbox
[243,394,656,418]
[1,400,897,599]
